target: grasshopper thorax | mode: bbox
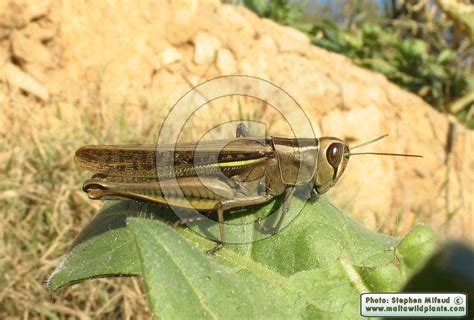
[314,137,350,195]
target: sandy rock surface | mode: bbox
[0,0,472,242]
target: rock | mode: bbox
[257,18,310,54]
[0,41,9,65]
[193,32,221,65]
[10,31,53,66]
[160,46,182,66]
[2,62,49,100]
[98,51,154,107]
[256,34,278,54]
[321,105,385,140]
[238,56,268,78]
[216,48,237,74]
[0,0,50,28]
[218,4,255,35]
[22,20,56,41]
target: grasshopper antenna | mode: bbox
[350,134,389,150]
[347,152,422,158]
[348,134,422,158]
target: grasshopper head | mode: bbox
[312,134,422,195]
[313,138,350,195]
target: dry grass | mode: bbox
[0,87,163,318]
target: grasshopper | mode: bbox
[75,123,421,254]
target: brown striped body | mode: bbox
[75,135,354,213]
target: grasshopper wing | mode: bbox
[75,138,275,179]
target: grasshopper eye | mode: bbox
[326,143,344,168]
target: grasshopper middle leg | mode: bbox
[206,194,274,255]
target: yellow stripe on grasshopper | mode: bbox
[216,158,266,167]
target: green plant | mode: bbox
[311,20,473,127]
[241,0,474,128]
[244,0,311,31]
[48,197,437,318]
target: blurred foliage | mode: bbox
[244,0,307,28]
[239,0,474,128]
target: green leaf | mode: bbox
[397,224,438,269]
[342,32,363,50]
[48,198,438,318]
[428,63,448,80]
[286,262,363,317]
[437,49,454,64]
[312,38,344,53]
[399,39,428,61]
[47,202,142,290]
[129,218,296,318]
[360,58,398,77]
[243,0,268,17]
[362,23,381,39]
